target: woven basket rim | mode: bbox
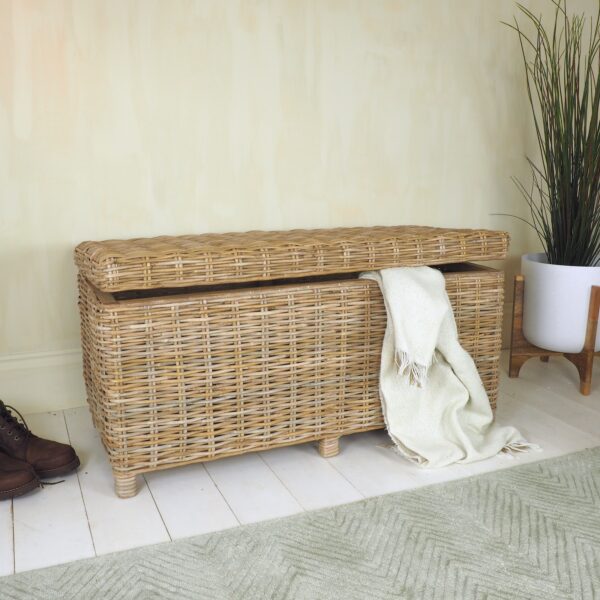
[91,263,500,310]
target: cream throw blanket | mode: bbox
[360,267,532,468]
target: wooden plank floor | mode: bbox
[0,353,598,576]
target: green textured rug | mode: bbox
[3,449,600,600]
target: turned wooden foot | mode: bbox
[114,473,138,498]
[318,437,340,458]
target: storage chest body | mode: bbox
[75,226,509,498]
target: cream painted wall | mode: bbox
[0,0,595,412]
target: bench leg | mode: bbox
[318,437,340,458]
[114,472,138,499]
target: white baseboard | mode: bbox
[0,349,86,415]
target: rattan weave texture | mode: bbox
[78,265,504,497]
[75,226,509,292]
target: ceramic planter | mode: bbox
[521,252,600,353]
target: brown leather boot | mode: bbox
[0,451,40,500]
[0,401,80,478]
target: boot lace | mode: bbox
[0,400,31,442]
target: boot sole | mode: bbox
[0,477,40,501]
[36,456,81,479]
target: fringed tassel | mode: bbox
[409,362,429,388]
[394,350,411,377]
[501,440,542,457]
[394,350,434,388]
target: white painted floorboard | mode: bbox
[63,407,170,556]
[204,453,303,524]
[12,412,94,573]
[0,352,598,577]
[0,500,13,577]
[327,430,427,497]
[145,464,239,539]
[260,443,363,510]
[500,354,600,436]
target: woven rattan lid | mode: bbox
[74,225,509,292]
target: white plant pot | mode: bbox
[521,252,600,353]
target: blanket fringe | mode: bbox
[394,350,433,388]
[501,440,542,456]
[389,440,426,465]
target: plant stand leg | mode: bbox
[508,274,526,377]
[114,472,138,499]
[318,437,340,458]
[564,286,600,396]
[508,275,555,377]
[509,276,599,396]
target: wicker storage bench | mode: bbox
[75,226,508,498]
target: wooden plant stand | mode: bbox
[509,275,600,395]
